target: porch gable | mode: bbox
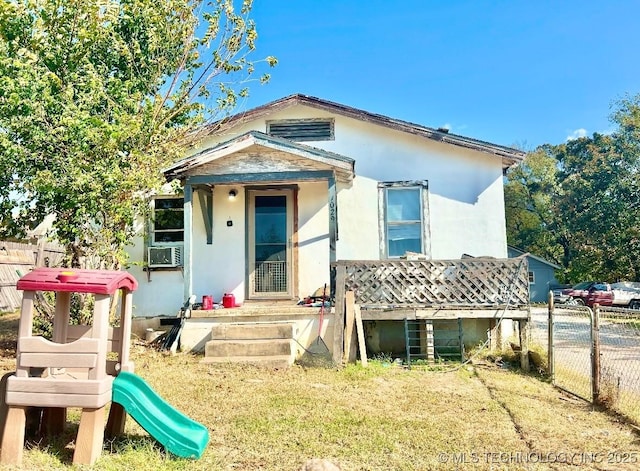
[165,130,354,183]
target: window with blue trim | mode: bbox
[379,181,429,258]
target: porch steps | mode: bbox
[201,322,296,368]
[190,303,310,319]
[205,338,292,357]
[200,355,293,369]
[211,323,295,340]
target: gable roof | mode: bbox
[207,94,525,169]
[507,246,561,270]
[165,130,355,181]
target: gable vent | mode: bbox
[267,119,334,142]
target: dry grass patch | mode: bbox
[129,355,524,470]
[474,366,640,470]
[1,308,640,470]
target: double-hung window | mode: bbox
[151,197,184,243]
[379,181,429,258]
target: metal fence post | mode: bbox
[591,304,601,405]
[548,291,554,380]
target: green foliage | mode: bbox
[0,0,276,270]
[505,145,564,266]
[505,94,640,282]
[33,291,55,338]
[32,291,96,338]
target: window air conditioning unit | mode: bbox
[148,246,182,268]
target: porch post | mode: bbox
[183,183,193,302]
[328,175,338,263]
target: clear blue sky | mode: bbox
[236,0,640,150]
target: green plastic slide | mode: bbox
[112,371,209,459]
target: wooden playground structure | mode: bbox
[0,268,138,465]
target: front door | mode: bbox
[248,189,294,298]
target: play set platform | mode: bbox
[0,267,208,465]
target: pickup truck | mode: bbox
[611,282,640,310]
[561,281,614,307]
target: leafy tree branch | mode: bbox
[0,0,276,269]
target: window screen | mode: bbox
[386,187,422,257]
[152,197,184,243]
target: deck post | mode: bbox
[518,319,530,371]
[332,264,346,365]
[488,319,503,350]
[343,291,357,363]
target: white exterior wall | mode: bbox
[195,104,508,260]
[336,176,380,260]
[127,234,185,318]
[193,185,246,305]
[129,181,331,316]
[129,103,509,316]
[297,181,331,296]
[328,112,507,259]
[128,184,246,316]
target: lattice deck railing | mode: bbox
[332,257,529,308]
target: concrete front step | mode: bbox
[205,338,293,358]
[203,322,297,368]
[189,305,315,319]
[211,322,295,340]
[201,355,293,369]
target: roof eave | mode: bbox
[207,94,526,167]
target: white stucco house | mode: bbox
[125,94,526,362]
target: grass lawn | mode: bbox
[1,311,640,470]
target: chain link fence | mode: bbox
[539,302,640,425]
[548,305,593,401]
[597,306,640,423]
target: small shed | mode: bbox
[507,246,560,303]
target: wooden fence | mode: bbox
[0,241,65,312]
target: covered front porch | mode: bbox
[162,131,355,307]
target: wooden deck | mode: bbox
[359,306,530,321]
[331,256,532,368]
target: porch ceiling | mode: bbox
[165,130,355,183]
